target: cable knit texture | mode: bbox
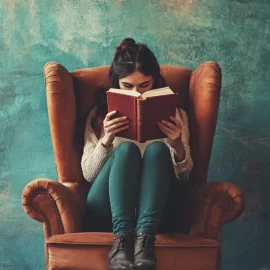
[81,106,193,183]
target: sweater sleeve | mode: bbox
[81,108,114,183]
[164,107,194,181]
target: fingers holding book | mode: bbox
[105,110,118,121]
[106,119,130,132]
[104,111,130,132]
[101,110,130,146]
[158,116,182,142]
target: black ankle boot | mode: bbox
[109,230,136,270]
[134,232,157,270]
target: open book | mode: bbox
[106,87,178,142]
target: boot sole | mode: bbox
[109,267,136,270]
[135,266,156,270]
[108,264,136,270]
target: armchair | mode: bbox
[22,61,245,270]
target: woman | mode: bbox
[81,38,193,270]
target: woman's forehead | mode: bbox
[119,71,152,83]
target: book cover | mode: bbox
[106,92,137,140]
[137,94,178,142]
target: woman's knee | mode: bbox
[144,141,170,157]
[114,141,141,158]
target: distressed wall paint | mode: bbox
[1,0,270,269]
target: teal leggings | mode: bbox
[86,141,180,235]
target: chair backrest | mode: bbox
[44,62,221,191]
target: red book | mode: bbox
[107,87,178,143]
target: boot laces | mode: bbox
[119,234,127,247]
[116,232,133,248]
[139,234,155,251]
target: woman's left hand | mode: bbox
[158,116,182,143]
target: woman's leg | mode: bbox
[86,151,113,232]
[86,141,142,234]
[134,141,176,269]
[135,141,175,234]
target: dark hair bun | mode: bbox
[116,38,136,52]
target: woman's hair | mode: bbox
[109,38,164,88]
[91,38,166,137]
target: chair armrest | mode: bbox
[22,178,86,238]
[189,181,245,241]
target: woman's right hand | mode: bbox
[101,110,130,147]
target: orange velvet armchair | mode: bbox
[22,61,245,270]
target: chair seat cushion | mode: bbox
[46,232,219,270]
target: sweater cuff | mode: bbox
[169,146,188,169]
[96,139,114,156]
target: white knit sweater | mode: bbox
[81,106,193,183]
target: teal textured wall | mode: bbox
[1,0,270,269]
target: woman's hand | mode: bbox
[101,110,130,147]
[158,116,182,143]
[158,116,185,162]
